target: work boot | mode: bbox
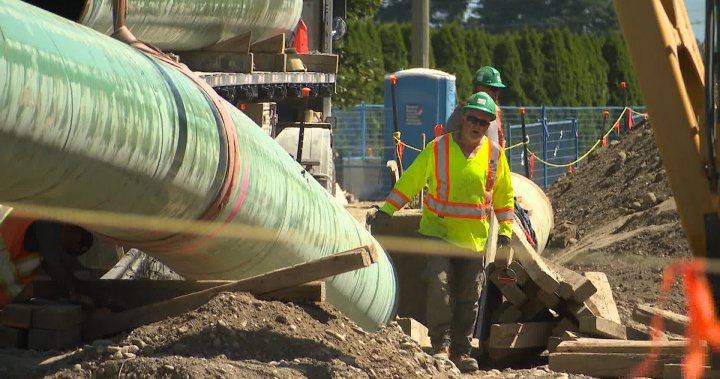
[451,354,479,373]
[432,345,450,360]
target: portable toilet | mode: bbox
[382,69,456,189]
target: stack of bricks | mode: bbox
[0,303,85,350]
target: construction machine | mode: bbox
[613,1,719,275]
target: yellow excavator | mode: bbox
[614,1,719,270]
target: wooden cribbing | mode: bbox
[583,272,621,324]
[83,246,376,340]
[489,269,528,306]
[549,352,681,378]
[579,317,627,340]
[632,304,689,336]
[555,338,687,354]
[546,261,597,302]
[510,223,561,294]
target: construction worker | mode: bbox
[446,66,507,147]
[368,92,514,372]
[0,215,94,305]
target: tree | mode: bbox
[541,29,576,105]
[562,29,592,106]
[581,34,610,106]
[335,21,385,107]
[492,34,527,105]
[377,0,472,24]
[432,23,473,100]
[348,0,384,20]
[602,33,642,106]
[378,23,410,72]
[470,0,618,34]
[465,28,494,72]
[517,30,549,105]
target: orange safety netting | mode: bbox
[630,259,719,379]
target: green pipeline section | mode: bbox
[0,0,397,330]
[23,0,302,51]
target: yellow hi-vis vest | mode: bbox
[380,133,514,252]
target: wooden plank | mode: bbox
[546,261,597,302]
[32,305,85,331]
[494,245,514,270]
[1,304,37,328]
[253,53,287,72]
[250,34,285,53]
[579,317,627,339]
[536,288,562,310]
[549,352,681,377]
[28,327,81,350]
[489,269,528,306]
[258,281,325,303]
[475,216,502,350]
[396,318,431,348]
[507,261,529,286]
[663,363,719,379]
[547,336,567,353]
[489,322,556,349]
[556,338,687,354]
[511,222,561,294]
[564,301,594,321]
[583,272,621,324]
[83,246,376,340]
[491,301,513,323]
[497,305,524,323]
[179,52,254,73]
[551,317,578,337]
[633,304,689,336]
[200,32,252,53]
[0,325,27,348]
[287,53,339,74]
[521,298,554,322]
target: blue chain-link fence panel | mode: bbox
[333,105,647,200]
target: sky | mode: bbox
[686,0,705,41]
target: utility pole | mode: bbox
[411,0,430,67]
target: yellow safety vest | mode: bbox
[381,133,514,252]
[0,216,41,304]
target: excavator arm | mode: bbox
[614,0,720,258]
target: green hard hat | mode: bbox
[463,92,497,120]
[472,66,506,88]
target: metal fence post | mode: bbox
[541,106,548,188]
[573,119,579,168]
[360,101,367,159]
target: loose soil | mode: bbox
[545,122,690,322]
[1,121,687,379]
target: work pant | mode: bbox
[424,252,485,356]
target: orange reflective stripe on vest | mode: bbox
[434,134,451,201]
[429,134,499,218]
[385,188,410,209]
[1,216,36,258]
[423,194,493,219]
[0,216,38,303]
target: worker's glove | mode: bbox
[497,235,511,248]
[366,205,391,232]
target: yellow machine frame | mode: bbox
[614,0,720,257]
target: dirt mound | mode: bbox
[547,124,677,240]
[31,292,449,379]
[545,122,690,322]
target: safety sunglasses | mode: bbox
[465,115,491,127]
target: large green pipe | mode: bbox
[0,0,397,330]
[23,0,302,51]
